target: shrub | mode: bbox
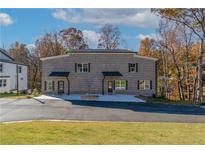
[31,88,40,97]
[152,94,156,98]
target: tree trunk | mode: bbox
[196,39,204,103]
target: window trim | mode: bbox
[18,66,22,73]
[138,80,151,90]
[128,63,138,72]
[115,80,126,90]
[76,63,90,73]
[47,80,54,91]
[0,79,7,87]
[3,79,7,87]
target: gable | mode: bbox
[0,49,14,62]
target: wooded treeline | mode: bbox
[7,9,205,103]
[140,9,205,102]
[8,25,121,92]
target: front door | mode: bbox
[108,81,113,94]
[58,81,64,94]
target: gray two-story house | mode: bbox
[41,49,158,96]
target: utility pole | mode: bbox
[16,48,19,95]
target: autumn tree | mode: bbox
[59,27,88,50]
[98,24,121,49]
[35,32,65,58]
[8,42,41,91]
[152,8,205,102]
[9,42,29,65]
[139,38,157,57]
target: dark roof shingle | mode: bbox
[102,71,123,77]
[49,72,70,77]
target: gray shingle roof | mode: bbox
[68,49,136,54]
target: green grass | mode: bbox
[1,121,205,144]
[0,93,32,99]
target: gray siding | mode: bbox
[41,53,157,96]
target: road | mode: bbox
[0,98,205,123]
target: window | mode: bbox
[138,80,151,90]
[76,63,90,73]
[0,63,3,72]
[18,66,22,73]
[128,63,138,72]
[115,80,126,90]
[44,81,47,91]
[0,79,7,87]
[3,79,6,87]
[47,80,53,91]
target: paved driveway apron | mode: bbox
[0,98,205,123]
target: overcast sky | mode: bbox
[0,8,159,51]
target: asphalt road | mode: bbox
[0,98,205,123]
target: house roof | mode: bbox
[0,48,14,61]
[41,49,158,61]
[69,49,135,53]
[102,71,123,77]
[0,48,27,66]
[49,72,70,77]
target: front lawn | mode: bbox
[0,121,205,144]
[0,93,32,99]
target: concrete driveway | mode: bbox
[0,98,205,123]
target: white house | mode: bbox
[0,48,28,93]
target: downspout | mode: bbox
[66,77,70,95]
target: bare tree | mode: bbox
[98,24,121,49]
[59,27,88,50]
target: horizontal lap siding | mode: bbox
[42,53,156,95]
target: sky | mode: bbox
[0,8,160,51]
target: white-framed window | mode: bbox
[115,80,126,90]
[0,79,7,87]
[139,80,151,90]
[47,80,53,91]
[18,66,22,73]
[0,63,3,73]
[3,79,6,87]
[76,63,89,73]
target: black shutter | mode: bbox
[128,63,130,72]
[44,81,47,91]
[75,63,77,72]
[126,80,128,90]
[150,80,152,89]
[113,81,115,90]
[136,63,138,72]
[88,63,90,72]
[137,80,139,90]
[52,81,55,91]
